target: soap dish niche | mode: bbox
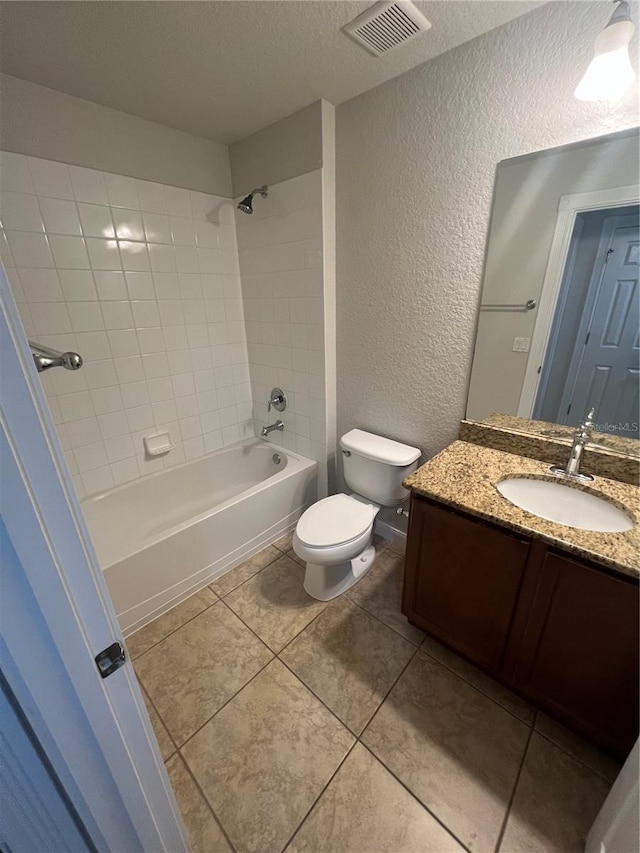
[144,431,175,457]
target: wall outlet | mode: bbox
[512,337,531,353]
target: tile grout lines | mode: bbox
[492,716,537,853]
[131,540,612,853]
[134,540,502,851]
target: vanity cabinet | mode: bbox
[402,495,640,757]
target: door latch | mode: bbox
[95,642,126,679]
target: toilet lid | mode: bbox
[296,494,376,548]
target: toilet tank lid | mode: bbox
[340,429,421,466]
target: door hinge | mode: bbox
[566,403,572,416]
[95,642,126,679]
[584,332,590,346]
[604,248,614,264]
[536,365,542,374]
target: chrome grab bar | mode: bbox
[29,340,83,373]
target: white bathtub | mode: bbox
[81,439,317,635]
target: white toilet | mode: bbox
[293,429,421,601]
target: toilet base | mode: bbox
[303,544,377,601]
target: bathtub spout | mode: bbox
[261,420,284,438]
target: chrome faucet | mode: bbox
[261,419,284,438]
[550,408,595,483]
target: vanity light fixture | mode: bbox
[575,0,636,102]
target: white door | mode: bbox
[558,214,639,436]
[0,265,188,851]
[586,739,639,853]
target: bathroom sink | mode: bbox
[496,477,634,533]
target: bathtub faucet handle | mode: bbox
[268,387,287,413]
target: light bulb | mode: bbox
[575,14,636,102]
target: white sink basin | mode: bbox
[496,477,634,533]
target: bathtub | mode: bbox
[81,439,317,635]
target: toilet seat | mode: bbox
[296,494,376,549]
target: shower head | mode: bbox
[237,185,268,214]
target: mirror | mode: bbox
[467,128,640,454]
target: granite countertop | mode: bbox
[481,413,640,458]
[404,440,640,580]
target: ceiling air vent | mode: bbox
[343,1,431,57]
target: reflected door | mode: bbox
[557,215,639,437]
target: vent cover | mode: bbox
[343,1,431,57]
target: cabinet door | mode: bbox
[513,549,639,757]
[402,497,530,672]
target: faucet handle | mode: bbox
[268,387,286,413]
[583,407,596,433]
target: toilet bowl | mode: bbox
[293,429,421,601]
[293,493,380,601]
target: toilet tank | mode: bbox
[340,429,421,507]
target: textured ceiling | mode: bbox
[0,1,544,144]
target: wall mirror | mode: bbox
[466,128,639,454]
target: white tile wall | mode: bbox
[235,170,327,467]
[1,151,252,498]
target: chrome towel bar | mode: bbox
[480,299,537,312]
[29,340,83,373]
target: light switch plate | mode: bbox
[513,337,531,353]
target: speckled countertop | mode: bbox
[404,441,640,580]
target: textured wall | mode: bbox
[0,74,232,196]
[1,151,250,498]
[336,1,639,462]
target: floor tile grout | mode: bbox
[174,750,238,853]
[416,646,536,728]
[133,540,613,853]
[139,683,178,761]
[357,741,475,853]
[210,545,284,598]
[343,584,425,646]
[280,740,359,852]
[492,716,536,853]
[128,596,219,662]
[176,651,275,750]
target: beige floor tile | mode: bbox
[224,553,327,652]
[534,713,621,783]
[420,634,535,724]
[210,545,281,597]
[346,548,424,644]
[126,588,217,659]
[135,601,272,745]
[288,743,464,853]
[165,754,231,853]
[274,529,295,552]
[182,659,354,853]
[286,547,305,566]
[281,597,415,734]
[362,654,529,853]
[499,733,611,853]
[140,686,175,761]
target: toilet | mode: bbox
[293,429,421,601]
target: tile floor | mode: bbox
[130,532,619,853]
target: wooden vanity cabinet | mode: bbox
[402,494,640,758]
[402,497,529,672]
